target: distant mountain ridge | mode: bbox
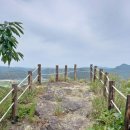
[104,64,130,79]
[0,64,130,80]
[115,64,130,70]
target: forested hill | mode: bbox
[104,64,130,79]
[0,64,130,80]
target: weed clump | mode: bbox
[88,75,125,130]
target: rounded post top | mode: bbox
[12,84,18,89]
[105,72,109,75]
[90,64,93,67]
[28,71,32,74]
[12,84,17,86]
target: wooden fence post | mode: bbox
[99,69,103,81]
[124,95,130,130]
[74,64,77,80]
[37,64,41,84]
[56,65,59,82]
[90,64,93,82]
[103,72,108,97]
[12,84,18,123]
[93,66,97,82]
[28,71,32,90]
[64,65,67,81]
[108,81,115,110]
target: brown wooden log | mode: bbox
[12,84,18,122]
[64,65,67,81]
[93,66,97,82]
[103,72,108,98]
[74,64,77,80]
[37,64,41,84]
[99,69,103,81]
[124,95,130,130]
[108,80,115,110]
[28,71,32,90]
[90,64,93,82]
[56,65,59,82]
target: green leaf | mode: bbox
[13,24,24,34]
[0,21,24,65]
[10,27,20,37]
[14,22,23,29]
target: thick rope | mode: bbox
[112,85,127,100]
[0,103,14,122]
[111,100,122,114]
[0,88,14,105]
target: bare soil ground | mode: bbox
[10,81,93,130]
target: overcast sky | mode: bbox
[0,0,130,68]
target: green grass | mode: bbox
[49,75,55,82]
[54,103,64,117]
[0,84,43,129]
[88,75,126,130]
[0,81,12,88]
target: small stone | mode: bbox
[25,125,32,130]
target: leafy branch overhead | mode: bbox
[0,21,24,65]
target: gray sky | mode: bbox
[0,0,130,68]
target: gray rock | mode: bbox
[42,90,55,101]
[25,125,32,130]
[63,89,72,95]
[62,99,83,112]
[35,101,56,119]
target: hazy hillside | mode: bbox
[104,64,130,79]
[0,64,130,80]
[0,66,32,80]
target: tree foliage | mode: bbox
[0,21,24,66]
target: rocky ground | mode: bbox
[10,81,93,130]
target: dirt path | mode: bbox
[10,81,93,130]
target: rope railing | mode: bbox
[106,76,110,81]
[41,69,89,82]
[100,79,104,84]
[42,73,55,76]
[0,64,41,123]
[77,70,90,72]
[32,75,38,82]
[96,75,99,80]
[0,103,14,122]
[112,85,127,100]
[90,64,130,129]
[17,75,30,87]
[0,88,14,105]
[67,70,74,74]
[41,70,89,76]
[105,86,109,94]
[41,65,90,83]
[0,72,37,122]
[101,71,105,75]
[41,70,75,76]
[111,100,122,114]
[17,85,30,100]
[32,68,38,74]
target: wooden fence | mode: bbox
[0,64,41,123]
[90,64,130,130]
[0,64,89,123]
[41,64,89,82]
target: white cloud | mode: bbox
[0,0,130,67]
